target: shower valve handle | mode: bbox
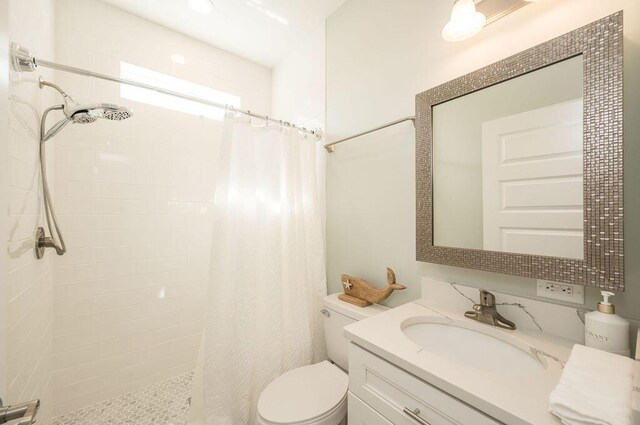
[39,236,65,255]
[35,227,66,257]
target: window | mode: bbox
[120,62,241,121]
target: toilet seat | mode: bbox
[257,361,348,425]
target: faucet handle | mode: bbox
[479,289,496,307]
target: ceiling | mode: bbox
[99,0,347,68]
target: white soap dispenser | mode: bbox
[584,291,630,357]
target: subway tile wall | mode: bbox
[5,0,57,423]
[51,0,271,416]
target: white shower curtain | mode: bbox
[203,112,327,424]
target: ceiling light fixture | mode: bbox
[442,0,487,42]
[189,0,213,15]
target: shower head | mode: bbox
[64,102,134,124]
[38,77,133,142]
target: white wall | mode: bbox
[271,22,326,130]
[326,0,640,319]
[50,0,271,415]
[271,21,327,229]
[3,0,57,423]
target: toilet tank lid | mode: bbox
[322,293,388,320]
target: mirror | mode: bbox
[415,12,624,290]
[432,56,584,259]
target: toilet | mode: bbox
[256,293,388,425]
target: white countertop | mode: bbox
[344,299,576,425]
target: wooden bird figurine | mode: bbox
[339,267,406,307]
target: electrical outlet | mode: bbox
[536,280,585,304]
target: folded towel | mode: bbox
[549,344,634,425]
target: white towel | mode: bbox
[549,344,634,425]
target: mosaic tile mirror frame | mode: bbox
[416,12,624,290]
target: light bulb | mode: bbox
[442,0,486,42]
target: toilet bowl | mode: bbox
[256,361,348,425]
[255,294,388,425]
[187,293,387,425]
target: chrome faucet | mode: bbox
[0,399,40,425]
[464,290,516,330]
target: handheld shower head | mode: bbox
[38,77,134,141]
[35,78,135,259]
[64,102,133,124]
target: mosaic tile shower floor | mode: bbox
[52,372,193,425]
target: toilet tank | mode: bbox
[322,293,388,371]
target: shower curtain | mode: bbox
[203,112,327,424]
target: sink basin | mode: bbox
[402,321,546,376]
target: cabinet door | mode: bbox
[349,392,393,425]
[350,344,501,425]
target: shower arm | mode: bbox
[39,76,68,98]
[39,77,81,114]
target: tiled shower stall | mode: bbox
[50,0,271,414]
[3,0,272,421]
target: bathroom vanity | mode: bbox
[361,17,629,423]
[344,298,573,425]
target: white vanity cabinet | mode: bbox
[349,393,394,425]
[348,343,502,425]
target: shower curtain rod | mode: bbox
[11,44,416,153]
[35,58,321,137]
[10,43,320,138]
[323,116,416,152]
